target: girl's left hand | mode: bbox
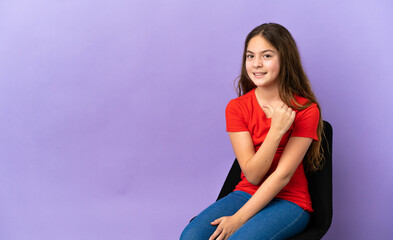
[209,215,245,240]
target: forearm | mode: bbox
[243,129,282,185]
[233,172,290,224]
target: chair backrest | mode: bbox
[216,121,333,239]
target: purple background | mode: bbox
[1,0,392,239]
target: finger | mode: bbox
[291,110,296,119]
[262,104,274,113]
[287,107,292,114]
[216,232,226,240]
[211,218,223,225]
[209,228,222,240]
[225,232,234,240]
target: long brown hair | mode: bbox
[235,23,324,172]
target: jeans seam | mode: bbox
[269,209,307,240]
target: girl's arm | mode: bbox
[232,103,313,221]
[228,104,294,185]
[209,104,311,240]
[233,136,312,222]
[209,136,312,240]
[228,130,281,185]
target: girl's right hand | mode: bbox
[262,103,296,136]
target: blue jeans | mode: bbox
[180,191,310,240]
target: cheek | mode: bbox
[245,65,253,79]
[244,61,251,71]
[245,62,252,72]
[269,61,280,73]
[274,65,280,74]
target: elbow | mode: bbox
[243,165,270,185]
[242,161,265,185]
[247,178,260,186]
[246,172,291,186]
[245,174,264,186]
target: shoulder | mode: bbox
[294,95,319,111]
[291,96,320,140]
[293,95,311,106]
[225,89,256,122]
[226,89,254,110]
[293,96,320,123]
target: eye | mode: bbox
[263,54,272,58]
[246,54,254,59]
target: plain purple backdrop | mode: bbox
[1,0,392,239]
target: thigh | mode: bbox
[180,191,251,240]
[229,199,310,240]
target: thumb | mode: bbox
[262,104,273,113]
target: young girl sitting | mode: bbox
[180,23,323,240]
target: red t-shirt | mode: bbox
[225,88,319,212]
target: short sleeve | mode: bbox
[225,100,248,132]
[291,103,320,141]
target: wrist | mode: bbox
[233,211,249,224]
[267,128,284,140]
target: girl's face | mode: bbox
[245,36,280,89]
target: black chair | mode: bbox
[215,120,333,240]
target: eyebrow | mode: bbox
[246,50,275,54]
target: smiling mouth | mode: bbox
[253,72,267,76]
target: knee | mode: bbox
[180,222,212,240]
[180,226,199,240]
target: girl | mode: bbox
[180,23,323,240]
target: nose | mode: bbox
[253,57,262,68]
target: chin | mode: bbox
[251,79,269,86]
[253,80,277,89]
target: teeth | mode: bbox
[254,73,265,76]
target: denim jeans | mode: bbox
[180,191,310,240]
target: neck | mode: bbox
[254,85,281,104]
